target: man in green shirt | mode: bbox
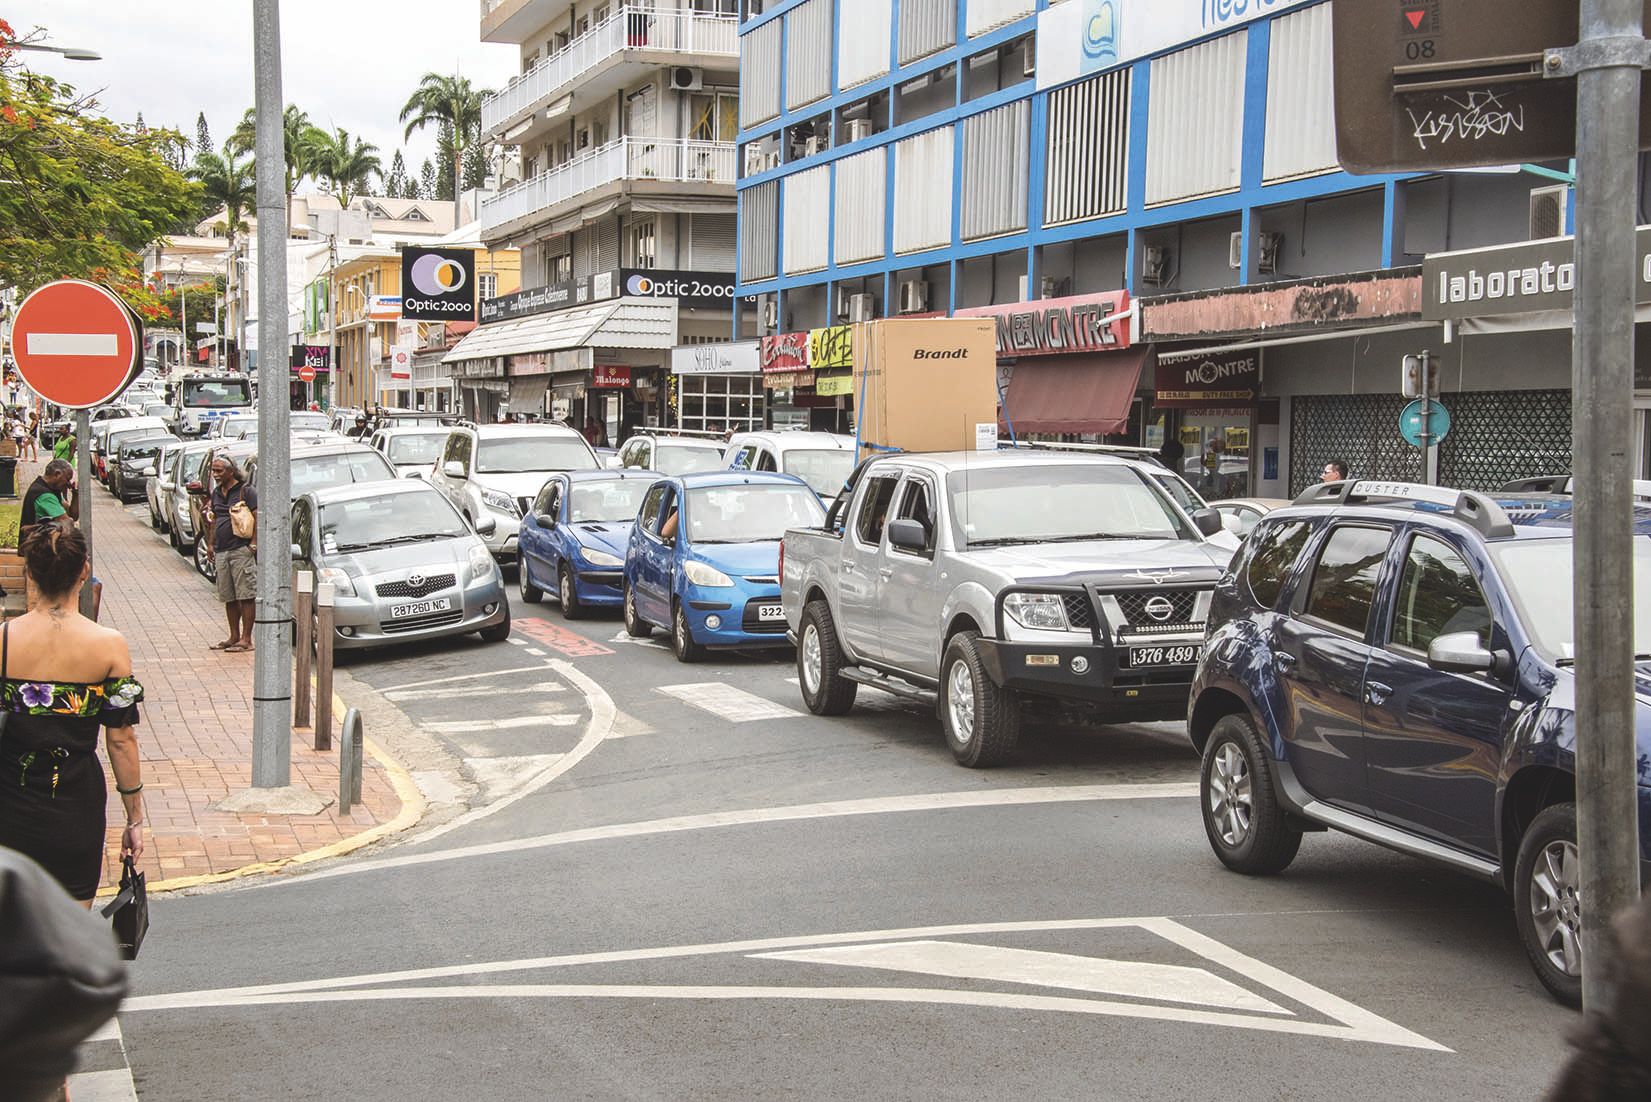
[20,459,78,535]
[51,432,74,463]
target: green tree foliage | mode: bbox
[149,280,220,348]
[417,158,436,200]
[188,145,255,255]
[399,73,490,211]
[385,149,408,199]
[304,126,381,207]
[435,119,456,202]
[462,139,489,192]
[194,111,211,158]
[229,103,314,203]
[0,64,201,293]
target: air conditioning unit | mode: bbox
[1141,246,1172,288]
[1021,38,1036,78]
[762,297,779,330]
[847,293,875,322]
[670,67,705,91]
[845,117,874,143]
[1530,184,1570,239]
[898,279,929,314]
[804,136,827,157]
[1228,231,1245,270]
[1257,231,1283,276]
[1016,274,1059,301]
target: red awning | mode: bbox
[1002,348,1154,435]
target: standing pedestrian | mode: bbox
[1322,459,1349,483]
[0,522,145,908]
[24,411,39,462]
[51,431,74,465]
[205,456,257,653]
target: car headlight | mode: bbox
[682,560,734,587]
[1003,592,1070,632]
[317,566,357,597]
[479,488,520,517]
[580,547,623,568]
[468,543,495,581]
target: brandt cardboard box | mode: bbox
[852,318,998,460]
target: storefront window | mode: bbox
[1178,410,1252,500]
[679,375,765,434]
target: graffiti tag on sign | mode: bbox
[808,326,853,370]
[1406,90,1526,152]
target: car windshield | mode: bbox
[182,380,251,408]
[948,464,1193,546]
[1152,471,1206,513]
[1490,537,1651,662]
[476,437,597,474]
[782,448,855,497]
[569,481,654,524]
[685,484,826,544]
[180,449,211,484]
[120,440,170,462]
[142,404,171,418]
[291,451,397,495]
[387,432,448,465]
[653,444,725,476]
[290,412,329,431]
[320,491,467,552]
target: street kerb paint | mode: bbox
[11,280,145,408]
[514,617,615,658]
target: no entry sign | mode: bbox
[11,280,143,408]
[297,364,317,382]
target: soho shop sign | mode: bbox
[1423,226,1651,321]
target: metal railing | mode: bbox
[480,137,736,235]
[482,6,738,137]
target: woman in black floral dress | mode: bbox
[0,522,144,905]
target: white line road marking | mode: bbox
[66,1017,137,1102]
[656,682,801,722]
[427,714,579,733]
[464,754,565,800]
[271,782,1197,886]
[26,332,118,356]
[754,940,1290,1014]
[610,629,668,650]
[525,647,548,656]
[376,663,556,693]
[506,637,528,646]
[387,682,566,703]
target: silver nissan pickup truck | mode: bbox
[780,450,1233,766]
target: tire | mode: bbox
[518,555,543,603]
[559,564,586,620]
[1199,714,1302,875]
[148,503,160,530]
[672,601,706,663]
[478,607,513,643]
[797,600,857,716]
[623,582,651,638]
[194,536,216,581]
[173,526,191,556]
[939,631,1020,767]
[1513,803,1584,1007]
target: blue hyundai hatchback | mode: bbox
[518,470,657,617]
[623,471,827,662]
[1188,480,1651,1005]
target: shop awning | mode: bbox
[442,298,677,364]
[1003,348,1154,436]
[507,377,550,414]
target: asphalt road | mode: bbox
[110,537,1577,1100]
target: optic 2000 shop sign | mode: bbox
[400,247,477,321]
[1423,226,1651,321]
[1038,0,1312,91]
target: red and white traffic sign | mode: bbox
[10,280,143,409]
[297,364,317,383]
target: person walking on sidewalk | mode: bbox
[206,456,257,653]
[0,523,145,907]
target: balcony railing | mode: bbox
[482,6,737,138]
[481,137,736,236]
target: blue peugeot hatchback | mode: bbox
[1188,480,1651,1005]
[623,471,827,662]
[518,470,657,617]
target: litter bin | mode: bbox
[0,456,17,498]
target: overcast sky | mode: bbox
[14,2,517,184]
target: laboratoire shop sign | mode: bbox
[1154,349,1259,407]
[400,247,477,321]
[957,290,1132,357]
[1424,225,1651,321]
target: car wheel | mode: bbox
[194,536,216,581]
[518,556,543,603]
[173,526,190,556]
[559,565,586,620]
[672,602,706,663]
[1514,802,1584,1007]
[148,504,160,530]
[478,606,513,643]
[623,582,651,638]
[798,600,856,716]
[1199,714,1302,875]
[939,631,1020,767]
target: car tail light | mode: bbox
[778,538,785,580]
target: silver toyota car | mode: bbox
[291,480,511,651]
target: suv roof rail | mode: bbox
[1292,480,1516,538]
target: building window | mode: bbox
[577,128,591,150]
[689,91,740,142]
[547,253,572,283]
[629,220,657,268]
[576,15,590,35]
[678,374,764,433]
[478,273,498,301]
[594,4,610,21]
[554,31,569,51]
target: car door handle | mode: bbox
[840,560,856,573]
[1273,651,1297,672]
[878,567,893,579]
[1365,681,1393,707]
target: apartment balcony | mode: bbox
[481,0,565,43]
[480,137,737,242]
[482,6,738,144]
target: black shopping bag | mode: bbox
[99,856,147,961]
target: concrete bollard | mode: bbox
[294,570,314,730]
[338,707,364,815]
[314,582,335,752]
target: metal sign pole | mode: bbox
[1563,0,1646,1010]
[74,409,93,619]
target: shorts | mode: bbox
[215,545,256,603]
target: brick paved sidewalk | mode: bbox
[11,458,418,891]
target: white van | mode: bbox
[723,431,856,504]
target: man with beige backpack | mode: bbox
[204,456,258,653]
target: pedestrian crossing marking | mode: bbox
[428,714,579,733]
[387,682,566,703]
[656,682,802,722]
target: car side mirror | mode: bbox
[1427,632,1496,675]
[887,518,928,552]
[186,480,203,492]
[1191,508,1224,538]
[443,460,467,479]
[474,515,497,536]
[537,512,557,528]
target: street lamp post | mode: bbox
[7,42,102,61]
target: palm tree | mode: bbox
[229,104,316,205]
[305,127,382,208]
[400,73,491,221]
[188,145,256,370]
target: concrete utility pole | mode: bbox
[1563,0,1645,1009]
[74,409,93,619]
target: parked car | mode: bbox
[244,441,397,499]
[367,425,451,478]
[95,418,168,485]
[1209,497,1291,537]
[145,440,183,531]
[1186,480,1651,1006]
[90,406,136,425]
[211,411,259,440]
[141,402,173,420]
[518,470,657,616]
[329,407,366,436]
[110,433,178,503]
[625,471,826,661]
[610,434,725,476]
[724,431,857,504]
[290,480,510,651]
[159,441,215,554]
[780,450,1231,766]
[1135,463,1243,553]
[427,422,601,564]
[185,440,259,579]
